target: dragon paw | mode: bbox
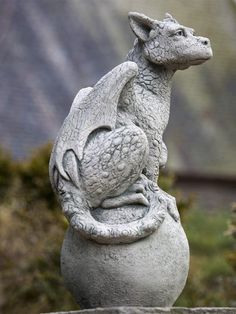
[158,189,180,222]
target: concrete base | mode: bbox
[43,307,236,314]
[61,218,189,308]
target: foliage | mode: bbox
[16,143,58,210]
[176,209,236,307]
[0,144,77,314]
[225,203,236,272]
[0,204,76,314]
[0,147,16,201]
[0,144,235,313]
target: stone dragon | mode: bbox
[49,12,212,244]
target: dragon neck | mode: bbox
[126,41,174,98]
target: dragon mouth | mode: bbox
[190,48,213,65]
[190,56,211,65]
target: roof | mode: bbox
[0,0,236,176]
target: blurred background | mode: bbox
[0,0,235,313]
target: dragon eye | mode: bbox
[175,29,184,36]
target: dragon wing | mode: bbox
[49,61,138,184]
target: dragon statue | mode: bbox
[49,12,212,244]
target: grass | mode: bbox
[176,208,236,307]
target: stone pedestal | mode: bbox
[43,307,236,314]
[61,214,189,308]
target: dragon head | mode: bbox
[128,12,213,70]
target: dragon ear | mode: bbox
[164,12,179,24]
[128,12,157,42]
[165,13,173,19]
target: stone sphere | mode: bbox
[61,213,189,309]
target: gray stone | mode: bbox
[61,214,189,308]
[49,12,212,309]
[43,307,236,314]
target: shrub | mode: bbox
[0,147,15,201]
[16,143,58,210]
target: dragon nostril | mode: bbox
[202,39,209,46]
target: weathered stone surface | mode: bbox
[49,11,212,309]
[49,11,212,245]
[61,214,189,308]
[43,307,236,314]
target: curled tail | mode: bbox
[56,169,167,244]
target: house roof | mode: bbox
[0,0,236,176]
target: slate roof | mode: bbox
[0,0,236,176]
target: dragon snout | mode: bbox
[198,36,211,47]
[196,36,213,59]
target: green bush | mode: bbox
[16,143,58,210]
[0,147,15,201]
[0,144,77,314]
